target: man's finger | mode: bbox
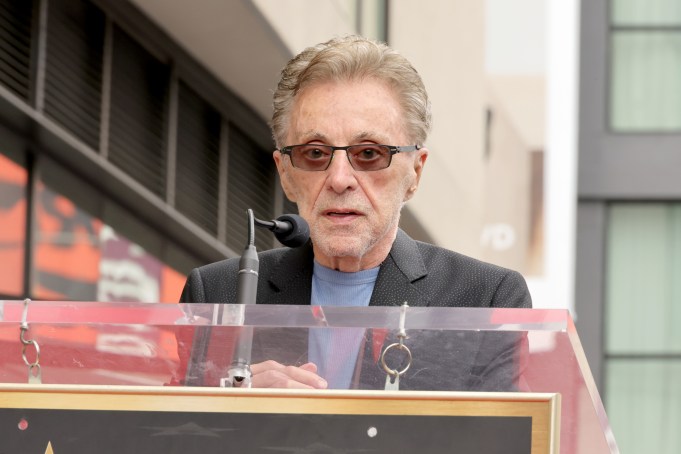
[250,360,327,389]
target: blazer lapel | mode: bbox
[261,241,314,305]
[369,229,430,307]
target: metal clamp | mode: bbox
[220,362,253,388]
[381,303,412,389]
[20,299,42,384]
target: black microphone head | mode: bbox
[274,214,310,248]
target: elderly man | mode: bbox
[180,35,532,389]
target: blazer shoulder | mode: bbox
[180,257,239,304]
[179,246,305,304]
[412,240,532,308]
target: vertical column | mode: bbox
[32,0,49,113]
[165,69,179,208]
[99,18,113,158]
[217,120,229,244]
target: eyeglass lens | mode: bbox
[290,145,391,171]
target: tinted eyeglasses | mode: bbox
[279,144,420,171]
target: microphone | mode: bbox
[254,214,310,248]
[221,210,309,388]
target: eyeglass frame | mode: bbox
[278,144,421,171]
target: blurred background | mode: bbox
[0,0,679,451]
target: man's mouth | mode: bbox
[323,209,361,219]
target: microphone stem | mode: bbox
[226,209,259,388]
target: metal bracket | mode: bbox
[381,302,412,390]
[20,298,42,384]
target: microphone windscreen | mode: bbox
[274,214,310,248]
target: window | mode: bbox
[33,159,199,302]
[0,0,34,102]
[44,0,105,149]
[0,152,27,296]
[108,25,169,199]
[605,203,681,452]
[610,0,681,131]
[226,125,276,251]
[175,82,221,236]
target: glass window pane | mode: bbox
[160,264,186,303]
[0,0,34,100]
[359,0,387,42]
[33,182,102,300]
[33,160,196,303]
[227,125,276,251]
[98,202,192,303]
[175,82,221,236]
[606,360,681,454]
[0,153,27,296]
[610,32,681,131]
[606,203,681,353]
[612,0,681,26]
[44,0,105,149]
[108,25,169,199]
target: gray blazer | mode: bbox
[179,229,531,390]
[180,229,532,309]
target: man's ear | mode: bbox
[274,150,297,202]
[404,147,428,201]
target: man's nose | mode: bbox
[326,150,358,192]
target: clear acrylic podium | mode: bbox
[0,300,618,453]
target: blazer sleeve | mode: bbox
[491,269,532,308]
[179,268,206,303]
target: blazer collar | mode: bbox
[265,229,429,307]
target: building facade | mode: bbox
[0,0,292,302]
[1,0,679,452]
[577,0,681,451]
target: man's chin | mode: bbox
[312,235,371,260]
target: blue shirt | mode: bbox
[308,261,379,389]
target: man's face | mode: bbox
[273,79,428,272]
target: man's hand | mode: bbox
[250,360,328,389]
